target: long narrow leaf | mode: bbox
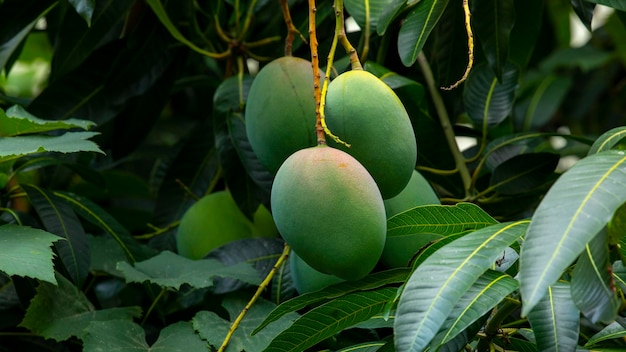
[397,0,449,66]
[520,151,626,316]
[588,126,626,155]
[473,0,515,81]
[394,221,528,352]
[23,184,90,287]
[264,287,398,352]
[527,282,579,352]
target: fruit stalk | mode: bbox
[280,0,304,56]
[308,0,326,145]
[334,0,362,70]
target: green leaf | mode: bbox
[344,0,393,33]
[0,131,104,163]
[570,229,619,323]
[0,105,96,137]
[116,250,261,290]
[585,320,626,347]
[514,73,572,131]
[264,287,398,352]
[432,270,518,348]
[336,341,388,352]
[83,320,208,351]
[508,0,543,68]
[88,235,126,276]
[489,153,560,195]
[67,0,95,26]
[376,0,409,35]
[23,184,90,287]
[589,126,626,155]
[19,275,141,341]
[473,0,515,81]
[53,191,156,263]
[584,0,626,11]
[193,297,299,352]
[387,203,498,239]
[571,0,596,30]
[520,151,626,317]
[394,221,528,352]
[397,0,449,66]
[411,231,471,269]
[0,224,62,284]
[463,62,519,128]
[253,268,409,334]
[527,282,579,352]
[364,61,425,100]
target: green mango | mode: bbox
[325,69,417,199]
[245,56,319,174]
[271,145,386,280]
[381,170,442,268]
[290,251,344,294]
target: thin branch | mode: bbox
[441,0,474,90]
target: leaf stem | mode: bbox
[218,243,291,352]
[141,287,167,326]
[280,0,307,56]
[416,52,472,198]
[308,0,325,145]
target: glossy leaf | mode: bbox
[264,287,398,352]
[18,275,141,341]
[67,0,95,26]
[0,132,103,163]
[376,0,409,35]
[411,231,471,269]
[23,184,90,288]
[463,62,519,128]
[588,126,626,155]
[0,224,62,285]
[473,0,515,81]
[585,320,626,347]
[432,270,518,348]
[570,229,619,323]
[253,268,409,334]
[527,282,579,352]
[514,73,572,131]
[344,0,393,33]
[584,0,626,11]
[397,0,449,66]
[336,341,387,352]
[116,251,261,290]
[489,152,559,195]
[0,105,95,137]
[520,151,626,316]
[571,0,596,30]
[387,203,498,239]
[394,221,528,352]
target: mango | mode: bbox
[325,69,417,199]
[252,204,279,238]
[290,251,344,294]
[176,190,272,259]
[271,145,386,280]
[381,170,442,268]
[245,56,319,174]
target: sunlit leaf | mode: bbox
[116,250,261,290]
[264,287,398,352]
[463,62,519,128]
[0,132,104,163]
[0,224,62,284]
[473,0,515,81]
[387,203,497,239]
[527,282,579,352]
[394,221,528,352]
[397,0,449,66]
[0,105,95,137]
[520,151,626,316]
[19,275,141,341]
[570,229,619,323]
[589,126,626,155]
[344,0,393,33]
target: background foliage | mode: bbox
[1,0,626,351]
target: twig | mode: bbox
[441,0,473,90]
[280,0,307,56]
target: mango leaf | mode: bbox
[488,152,560,195]
[67,0,95,26]
[83,320,207,351]
[585,320,626,347]
[437,315,489,352]
[193,297,299,352]
[527,282,579,352]
[376,0,409,35]
[0,224,62,284]
[513,73,573,131]
[23,184,90,288]
[344,0,393,33]
[253,268,409,334]
[508,0,543,68]
[387,203,497,239]
[588,126,626,155]
[473,0,515,81]
[394,221,528,352]
[397,0,449,66]
[571,0,595,30]
[411,231,472,269]
[116,250,261,290]
[520,151,626,316]
[53,191,156,263]
[18,275,141,341]
[431,270,518,348]
[336,341,387,352]
[570,229,619,324]
[0,105,96,137]
[584,0,626,11]
[463,62,519,128]
[264,287,398,352]
[0,131,104,163]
